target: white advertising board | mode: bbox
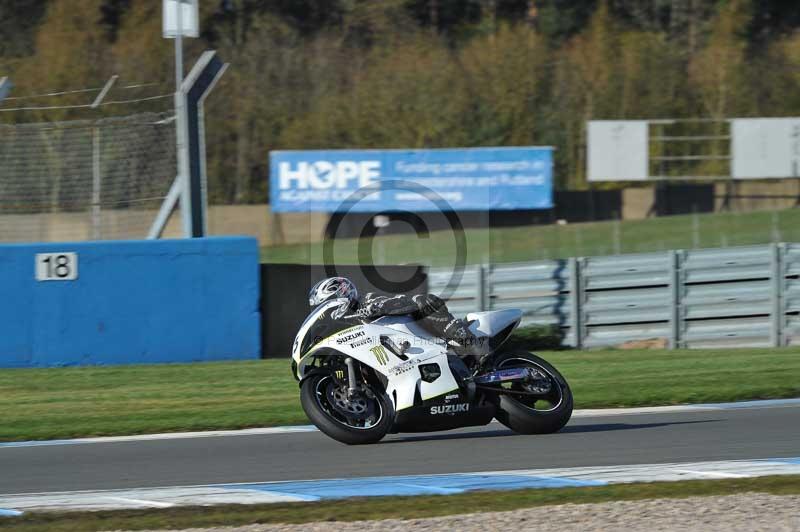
[587,121,649,181]
[731,118,800,179]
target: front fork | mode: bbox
[344,357,359,398]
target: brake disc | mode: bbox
[523,368,553,394]
[327,385,376,421]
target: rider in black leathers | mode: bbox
[308,277,481,354]
[354,292,477,347]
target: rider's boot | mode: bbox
[445,319,488,364]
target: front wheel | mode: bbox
[488,351,573,435]
[300,373,393,445]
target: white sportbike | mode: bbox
[291,299,573,444]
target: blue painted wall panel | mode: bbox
[0,237,260,368]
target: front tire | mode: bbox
[300,373,393,445]
[489,351,573,435]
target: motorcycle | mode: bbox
[291,300,573,444]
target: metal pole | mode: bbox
[91,127,101,239]
[91,75,118,109]
[769,243,783,347]
[87,74,117,240]
[668,249,682,349]
[147,175,182,239]
[176,91,191,237]
[175,2,183,90]
[173,2,190,237]
[476,264,488,311]
[195,57,227,237]
[197,99,209,235]
[568,257,583,349]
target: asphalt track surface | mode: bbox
[1,403,798,495]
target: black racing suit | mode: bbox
[355,293,476,345]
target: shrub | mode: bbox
[503,324,565,351]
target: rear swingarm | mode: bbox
[474,367,553,396]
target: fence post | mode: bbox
[476,264,488,311]
[91,126,101,240]
[770,243,784,347]
[569,257,583,349]
[668,249,682,349]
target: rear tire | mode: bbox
[490,351,573,435]
[300,373,393,445]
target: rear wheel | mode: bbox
[489,351,573,434]
[300,373,393,445]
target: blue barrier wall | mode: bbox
[0,237,260,368]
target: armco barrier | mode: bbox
[431,242,800,349]
[0,237,260,367]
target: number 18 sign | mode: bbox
[35,252,78,281]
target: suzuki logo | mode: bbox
[279,161,380,190]
[430,404,470,415]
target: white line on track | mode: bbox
[2,457,799,513]
[1,398,798,450]
[670,469,750,479]
[570,398,800,418]
[104,497,175,508]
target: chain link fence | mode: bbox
[0,112,176,242]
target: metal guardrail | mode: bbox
[428,243,800,349]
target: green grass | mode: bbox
[2,475,799,532]
[1,347,799,442]
[261,208,800,266]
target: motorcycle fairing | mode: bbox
[467,309,522,351]
[392,396,495,433]
[467,309,522,337]
[294,316,459,412]
[291,299,347,365]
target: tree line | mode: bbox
[2,0,800,203]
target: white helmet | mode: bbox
[308,277,358,307]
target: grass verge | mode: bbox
[260,208,800,266]
[2,476,799,532]
[1,347,799,442]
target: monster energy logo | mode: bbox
[335,370,345,379]
[370,345,390,365]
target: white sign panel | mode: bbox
[35,253,78,281]
[588,121,649,181]
[163,0,199,38]
[731,118,800,179]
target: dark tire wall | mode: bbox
[300,373,394,445]
[490,350,574,435]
